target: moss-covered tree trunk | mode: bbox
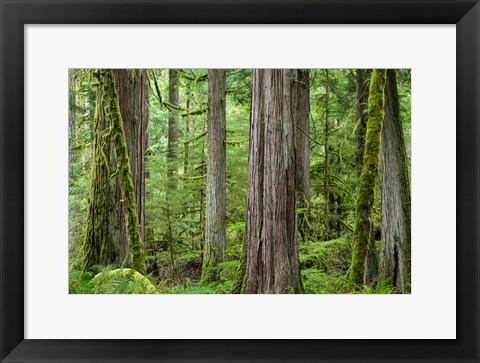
[243,69,303,294]
[355,69,370,179]
[380,69,411,293]
[349,69,386,288]
[114,69,149,266]
[202,69,227,284]
[83,70,146,274]
[83,71,121,271]
[294,69,311,241]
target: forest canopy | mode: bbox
[68,68,411,294]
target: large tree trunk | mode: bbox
[380,69,411,293]
[202,69,227,284]
[294,69,311,241]
[349,69,386,288]
[355,69,370,179]
[244,69,303,294]
[83,70,146,274]
[114,69,149,266]
[83,71,120,271]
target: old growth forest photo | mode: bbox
[69,69,411,294]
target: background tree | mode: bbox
[294,69,311,241]
[114,69,149,262]
[355,69,370,179]
[349,69,386,288]
[380,69,411,293]
[167,69,179,187]
[202,69,227,284]
[243,69,303,294]
[68,69,77,176]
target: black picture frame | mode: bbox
[1,0,478,362]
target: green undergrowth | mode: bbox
[299,237,351,272]
[69,267,158,294]
[69,237,395,294]
[302,269,350,294]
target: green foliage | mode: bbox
[361,278,396,294]
[299,238,351,272]
[92,268,158,294]
[69,269,95,294]
[302,269,349,294]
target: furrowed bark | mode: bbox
[294,69,311,241]
[114,69,149,265]
[244,69,303,294]
[202,69,227,284]
[380,69,411,293]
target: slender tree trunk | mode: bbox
[349,69,386,288]
[167,69,179,186]
[243,69,303,294]
[114,69,149,266]
[68,69,77,176]
[184,97,190,175]
[355,69,370,179]
[294,69,311,241]
[380,69,411,293]
[324,70,331,240]
[83,70,146,274]
[202,69,227,284]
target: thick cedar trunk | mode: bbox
[349,69,386,288]
[380,69,411,293]
[355,69,370,179]
[114,69,149,266]
[202,69,227,283]
[83,70,146,274]
[167,69,179,184]
[83,72,120,271]
[294,69,311,241]
[244,69,303,294]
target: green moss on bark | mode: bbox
[84,70,146,275]
[82,74,119,272]
[349,69,386,288]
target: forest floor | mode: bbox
[69,237,396,294]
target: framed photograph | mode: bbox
[1,0,478,362]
